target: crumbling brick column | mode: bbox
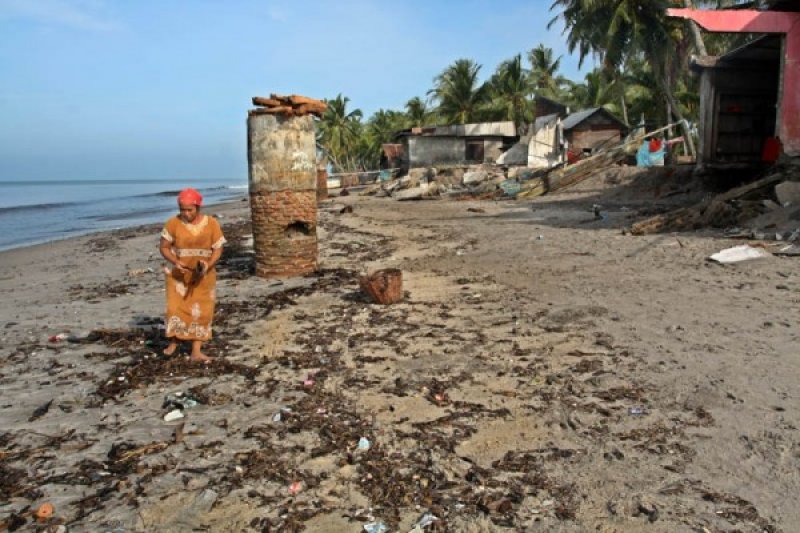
[247,113,318,278]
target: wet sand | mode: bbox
[0,173,798,532]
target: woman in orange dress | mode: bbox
[159,188,226,362]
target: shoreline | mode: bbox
[0,195,248,256]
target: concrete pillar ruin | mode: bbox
[247,112,318,278]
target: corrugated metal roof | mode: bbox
[429,121,517,137]
[562,108,627,130]
[561,108,602,130]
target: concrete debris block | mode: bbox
[398,175,420,190]
[506,167,534,180]
[433,172,464,186]
[424,181,443,197]
[407,167,435,182]
[775,181,800,206]
[394,185,428,201]
[470,180,501,194]
[463,170,490,185]
[709,245,771,264]
[436,167,465,184]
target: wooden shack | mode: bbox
[561,108,628,156]
[691,35,781,167]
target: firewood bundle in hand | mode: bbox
[250,94,327,117]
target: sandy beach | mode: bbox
[1,172,798,532]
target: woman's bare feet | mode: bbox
[163,342,178,356]
[190,352,212,363]
[190,340,212,363]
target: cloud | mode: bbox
[0,0,119,31]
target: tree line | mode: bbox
[318,0,753,172]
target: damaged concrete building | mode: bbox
[498,106,628,169]
[394,121,518,169]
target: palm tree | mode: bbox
[489,54,534,133]
[550,0,696,155]
[430,58,490,125]
[367,109,408,144]
[405,96,430,127]
[317,94,363,172]
[567,68,619,112]
[528,44,567,98]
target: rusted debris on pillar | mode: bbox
[247,94,325,278]
[251,94,328,117]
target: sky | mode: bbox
[0,0,594,181]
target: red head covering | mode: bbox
[177,188,203,206]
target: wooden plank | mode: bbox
[252,96,281,107]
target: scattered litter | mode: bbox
[363,521,388,533]
[628,406,647,416]
[272,412,282,422]
[29,399,53,422]
[48,333,69,343]
[410,512,439,531]
[54,526,68,533]
[191,488,218,513]
[35,502,54,522]
[303,377,315,388]
[775,244,800,256]
[467,207,485,213]
[288,481,302,495]
[163,391,200,411]
[127,267,154,277]
[357,437,371,451]
[709,245,771,264]
[163,409,185,422]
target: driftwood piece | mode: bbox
[288,94,326,107]
[252,96,281,107]
[294,103,327,116]
[251,94,327,117]
[631,171,786,235]
[359,269,403,305]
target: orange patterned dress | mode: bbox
[160,215,226,341]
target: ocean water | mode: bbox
[0,178,247,251]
